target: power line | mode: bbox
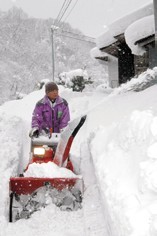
[57,0,72,23]
[61,29,95,40]
[54,0,73,26]
[53,0,95,42]
[63,0,79,22]
[53,0,67,26]
[51,0,73,80]
[57,33,95,44]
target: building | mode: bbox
[91,3,155,88]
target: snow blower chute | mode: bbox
[9,115,86,222]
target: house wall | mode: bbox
[97,55,118,88]
[134,51,149,75]
[149,47,157,68]
[108,55,119,88]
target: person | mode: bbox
[29,82,70,138]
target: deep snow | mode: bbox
[1,68,157,235]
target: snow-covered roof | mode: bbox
[109,2,153,37]
[125,15,154,55]
[96,2,153,53]
[96,27,117,49]
[90,47,108,60]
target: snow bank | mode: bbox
[0,112,23,229]
[86,78,157,236]
[112,67,157,94]
[89,108,157,235]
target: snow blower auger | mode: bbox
[9,115,86,222]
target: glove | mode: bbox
[42,127,51,138]
[29,127,39,138]
[60,127,66,133]
[43,127,50,134]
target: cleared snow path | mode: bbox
[5,206,85,236]
[81,141,112,236]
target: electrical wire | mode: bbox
[55,0,73,26]
[52,1,95,50]
[57,33,95,44]
[58,0,72,23]
[63,0,79,22]
[61,29,95,40]
[53,1,95,42]
[53,0,67,26]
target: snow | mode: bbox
[96,26,117,49]
[125,15,154,55]
[2,68,157,235]
[24,162,78,178]
[109,2,153,38]
[90,47,108,59]
[95,2,153,55]
[58,69,89,88]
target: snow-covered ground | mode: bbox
[1,68,157,235]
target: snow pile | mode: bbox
[89,107,157,236]
[85,77,157,235]
[0,113,23,226]
[147,142,157,158]
[96,82,113,94]
[58,69,89,87]
[125,15,154,55]
[140,159,157,193]
[112,67,157,95]
[24,162,78,178]
[140,140,157,193]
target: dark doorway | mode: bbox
[118,43,135,84]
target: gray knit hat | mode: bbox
[45,82,58,93]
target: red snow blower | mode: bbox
[9,116,86,222]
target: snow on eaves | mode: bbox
[96,26,117,49]
[90,47,108,60]
[96,2,153,50]
[109,2,153,37]
[125,15,154,55]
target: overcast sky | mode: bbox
[0,0,152,38]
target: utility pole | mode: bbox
[149,0,157,68]
[154,0,157,48]
[51,25,56,82]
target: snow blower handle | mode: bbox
[49,128,53,139]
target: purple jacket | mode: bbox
[32,95,70,133]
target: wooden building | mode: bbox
[92,3,154,88]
